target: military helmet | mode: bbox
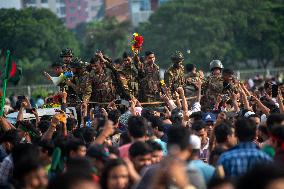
[210,60,224,71]
[70,57,83,68]
[60,48,74,57]
[171,51,184,62]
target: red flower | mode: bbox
[134,36,144,48]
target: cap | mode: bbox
[202,112,216,122]
[87,144,109,162]
[189,134,201,150]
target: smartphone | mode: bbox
[272,84,278,98]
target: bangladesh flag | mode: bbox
[0,50,22,85]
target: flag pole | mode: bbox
[0,50,11,116]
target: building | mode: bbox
[22,0,66,20]
[0,0,23,9]
[104,0,129,22]
[87,0,104,22]
[65,0,88,29]
[104,0,169,26]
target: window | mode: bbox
[70,17,76,22]
[41,0,48,3]
[60,7,65,14]
[69,7,75,13]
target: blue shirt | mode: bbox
[217,142,272,178]
[188,160,215,184]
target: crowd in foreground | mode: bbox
[0,48,284,189]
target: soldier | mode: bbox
[135,51,161,102]
[201,60,224,110]
[121,52,139,98]
[60,48,74,71]
[164,50,185,95]
[222,68,239,96]
[66,57,92,104]
[89,52,116,103]
[184,63,204,97]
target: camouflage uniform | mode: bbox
[164,65,185,96]
[121,65,139,98]
[184,71,203,97]
[137,62,161,102]
[68,58,92,105]
[89,67,116,103]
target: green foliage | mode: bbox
[0,8,80,84]
[77,18,132,60]
[138,0,284,70]
[31,87,49,99]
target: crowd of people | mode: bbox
[0,47,284,189]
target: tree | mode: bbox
[78,18,132,60]
[0,8,80,84]
[138,0,284,70]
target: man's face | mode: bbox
[223,73,233,82]
[114,63,121,70]
[91,62,103,74]
[173,60,182,68]
[131,154,152,173]
[52,66,63,75]
[212,68,221,75]
[70,145,87,158]
[250,117,261,127]
[205,121,214,136]
[24,167,48,189]
[146,54,155,65]
[63,56,72,64]
[123,57,132,67]
[227,128,237,147]
[151,150,163,164]
[197,128,208,141]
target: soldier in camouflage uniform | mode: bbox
[89,53,116,103]
[184,63,204,98]
[66,57,92,104]
[135,51,161,102]
[164,51,185,96]
[201,60,224,110]
[121,52,139,98]
[60,48,73,71]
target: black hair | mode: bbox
[129,141,152,158]
[146,140,163,152]
[65,157,93,175]
[141,108,155,120]
[108,146,120,157]
[66,117,78,131]
[191,120,206,132]
[185,63,196,72]
[208,178,234,189]
[0,129,20,146]
[38,120,50,134]
[48,172,96,189]
[108,109,121,125]
[73,127,96,147]
[119,132,131,146]
[266,114,284,132]
[66,138,85,158]
[235,118,256,142]
[209,147,227,166]
[167,126,190,150]
[51,62,62,68]
[271,125,284,149]
[148,116,164,132]
[128,116,147,138]
[38,139,55,156]
[89,56,100,64]
[236,164,284,189]
[114,58,122,64]
[100,159,129,189]
[222,68,234,75]
[145,51,154,56]
[214,123,234,143]
[170,108,183,126]
[122,52,131,59]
